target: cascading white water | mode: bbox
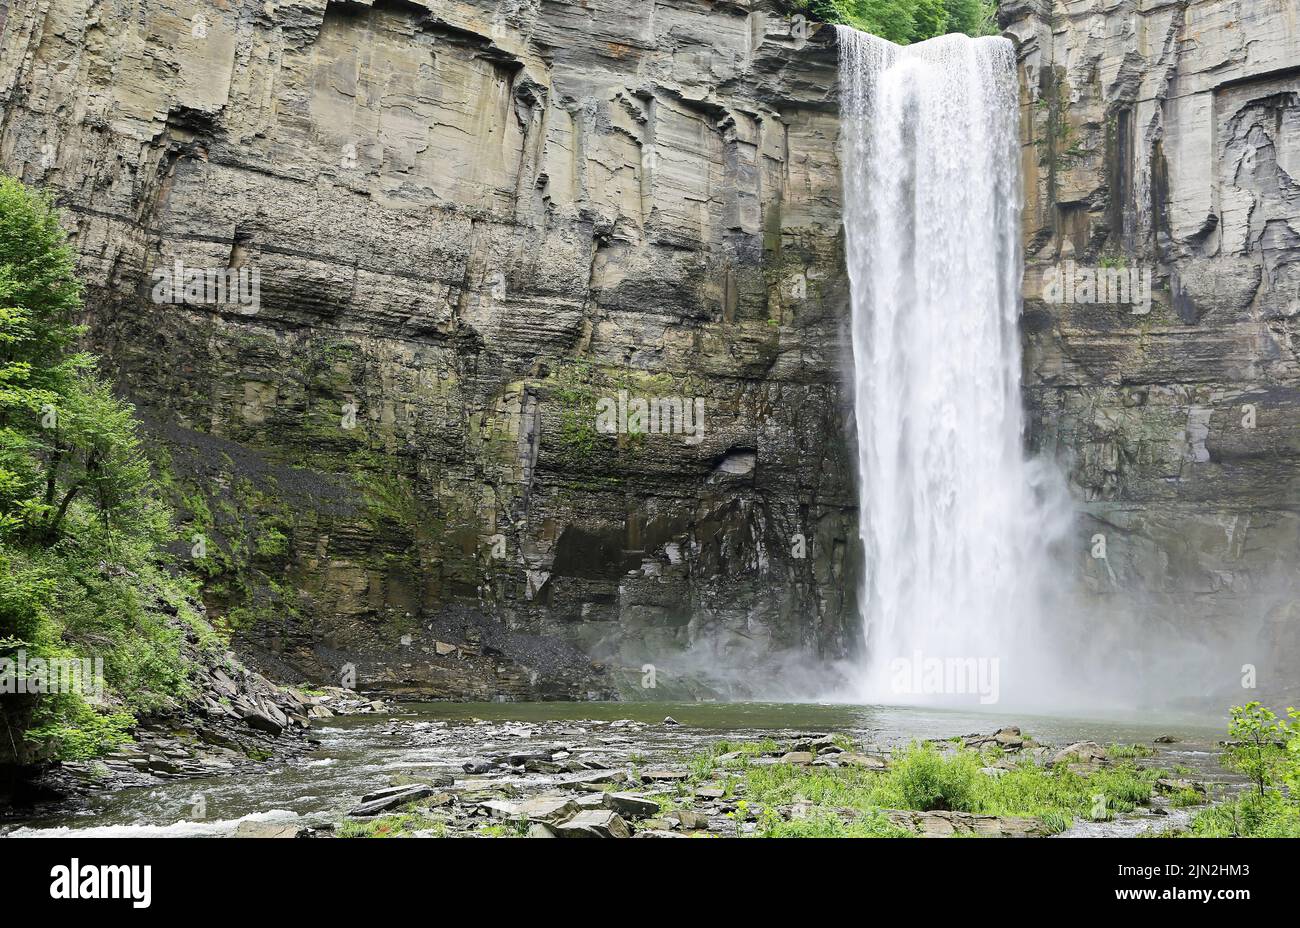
[837,27,1071,707]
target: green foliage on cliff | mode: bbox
[0,173,198,761]
[797,0,997,44]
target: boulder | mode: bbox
[1050,741,1107,766]
[779,751,815,765]
[237,702,284,735]
[794,735,840,753]
[960,726,1027,751]
[555,810,631,838]
[664,809,709,830]
[602,792,661,819]
[479,799,521,819]
[348,784,437,817]
[516,797,580,823]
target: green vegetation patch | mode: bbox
[0,173,208,760]
[1183,702,1300,838]
[796,0,997,45]
[686,736,1170,838]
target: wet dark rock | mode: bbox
[961,727,1028,751]
[349,784,438,817]
[237,703,285,736]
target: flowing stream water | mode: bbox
[837,28,1075,707]
[2,702,1225,837]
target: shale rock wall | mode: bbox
[1005,0,1300,699]
[0,0,856,698]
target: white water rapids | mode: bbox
[836,27,1076,707]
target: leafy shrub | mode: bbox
[1186,702,1300,837]
[0,173,199,761]
[872,742,980,811]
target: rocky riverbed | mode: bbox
[1,702,1238,839]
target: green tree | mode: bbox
[0,174,154,547]
[796,0,997,43]
[908,0,951,43]
[1223,702,1291,797]
[943,0,996,36]
[1,173,191,761]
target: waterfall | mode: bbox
[836,27,1072,708]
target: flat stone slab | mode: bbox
[555,810,631,838]
[232,822,309,838]
[886,809,1051,838]
[602,792,661,819]
[516,796,580,823]
[348,784,437,817]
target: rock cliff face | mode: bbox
[3,0,1295,704]
[1004,0,1299,699]
[0,0,857,698]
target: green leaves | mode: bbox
[0,173,193,762]
[1188,703,1300,836]
[796,0,998,44]
[0,175,157,547]
[1223,701,1297,797]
